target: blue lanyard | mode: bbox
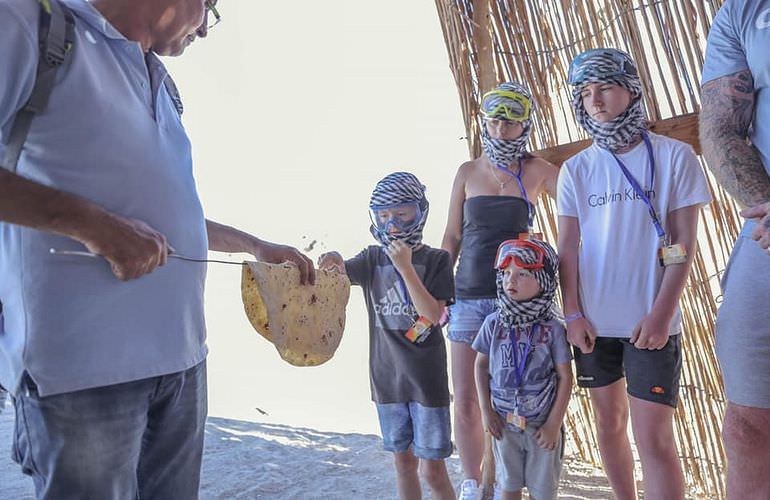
[494,158,535,228]
[510,323,539,390]
[610,133,665,240]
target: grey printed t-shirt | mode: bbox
[473,314,571,426]
[345,245,455,407]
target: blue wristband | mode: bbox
[564,311,583,323]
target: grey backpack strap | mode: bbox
[2,0,75,172]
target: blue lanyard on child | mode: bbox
[510,323,539,396]
[494,158,535,228]
[609,133,666,242]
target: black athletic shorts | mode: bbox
[573,335,682,408]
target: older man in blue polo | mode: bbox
[0,0,314,497]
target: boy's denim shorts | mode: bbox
[375,401,452,460]
[446,298,496,345]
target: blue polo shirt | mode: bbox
[0,0,208,396]
[702,0,770,236]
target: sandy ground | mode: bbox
[0,407,619,499]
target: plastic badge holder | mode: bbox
[658,243,687,267]
[405,316,432,343]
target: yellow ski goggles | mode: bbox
[480,90,532,122]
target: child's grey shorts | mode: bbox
[716,234,770,408]
[492,424,563,499]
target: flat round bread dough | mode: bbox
[241,261,351,366]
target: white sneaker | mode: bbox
[458,479,483,500]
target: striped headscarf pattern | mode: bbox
[369,172,429,249]
[496,239,559,327]
[570,50,647,152]
[480,82,533,168]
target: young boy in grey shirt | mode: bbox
[473,239,572,500]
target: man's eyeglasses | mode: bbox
[205,0,221,30]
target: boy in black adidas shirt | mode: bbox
[319,172,455,499]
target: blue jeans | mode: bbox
[12,361,207,499]
[375,401,453,459]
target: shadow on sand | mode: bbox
[1,411,613,499]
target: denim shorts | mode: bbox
[375,401,453,459]
[447,298,496,344]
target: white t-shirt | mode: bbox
[557,132,712,338]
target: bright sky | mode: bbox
[164,1,468,435]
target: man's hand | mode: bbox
[318,251,346,274]
[481,406,505,440]
[534,422,560,451]
[741,202,770,251]
[566,317,597,354]
[630,310,673,350]
[251,241,315,285]
[79,213,170,281]
[204,220,315,285]
[385,240,412,273]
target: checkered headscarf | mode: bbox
[369,172,429,248]
[570,51,647,152]
[480,82,533,168]
[496,239,559,327]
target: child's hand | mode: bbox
[630,309,673,350]
[534,422,560,451]
[566,317,597,354]
[385,240,412,272]
[317,251,345,274]
[481,407,505,440]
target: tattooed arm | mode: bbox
[700,70,770,208]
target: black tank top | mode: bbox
[455,196,531,299]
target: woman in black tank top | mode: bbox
[440,82,558,495]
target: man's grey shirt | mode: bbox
[703,0,770,237]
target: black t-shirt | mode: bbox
[345,245,455,407]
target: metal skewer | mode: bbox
[49,248,246,266]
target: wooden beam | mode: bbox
[472,0,495,93]
[533,113,701,167]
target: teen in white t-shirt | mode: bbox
[558,133,711,337]
[557,48,711,500]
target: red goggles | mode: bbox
[494,239,546,271]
